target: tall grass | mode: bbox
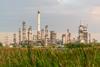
[0,46,99,67]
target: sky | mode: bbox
[0,0,100,41]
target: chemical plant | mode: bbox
[10,10,97,47]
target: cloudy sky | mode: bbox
[0,0,100,41]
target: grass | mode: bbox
[0,45,99,67]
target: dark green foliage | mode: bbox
[0,42,3,47]
[65,43,92,48]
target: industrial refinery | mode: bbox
[10,10,97,47]
[12,11,57,47]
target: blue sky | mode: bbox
[0,0,100,33]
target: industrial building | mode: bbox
[14,11,50,46]
[11,10,94,47]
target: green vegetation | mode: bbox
[0,42,3,47]
[0,44,100,67]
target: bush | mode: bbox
[65,43,92,48]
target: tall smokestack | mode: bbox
[37,10,41,40]
[38,11,40,32]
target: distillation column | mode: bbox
[62,34,66,44]
[22,21,27,43]
[41,29,45,40]
[67,29,71,43]
[78,24,88,43]
[45,25,48,46]
[88,33,91,43]
[19,28,21,45]
[13,33,17,45]
[28,26,32,44]
[50,31,57,44]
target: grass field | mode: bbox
[0,46,99,67]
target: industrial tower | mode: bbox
[62,34,66,44]
[19,28,21,44]
[28,26,32,42]
[41,29,45,40]
[45,25,48,46]
[22,21,27,42]
[88,33,91,43]
[67,29,71,43]
[37,11,41,40]
[50,31,57,44]
[78,24,88,43]
[13,33,17,45]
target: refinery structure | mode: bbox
[12,11,57,47]
[10,10,96,47]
